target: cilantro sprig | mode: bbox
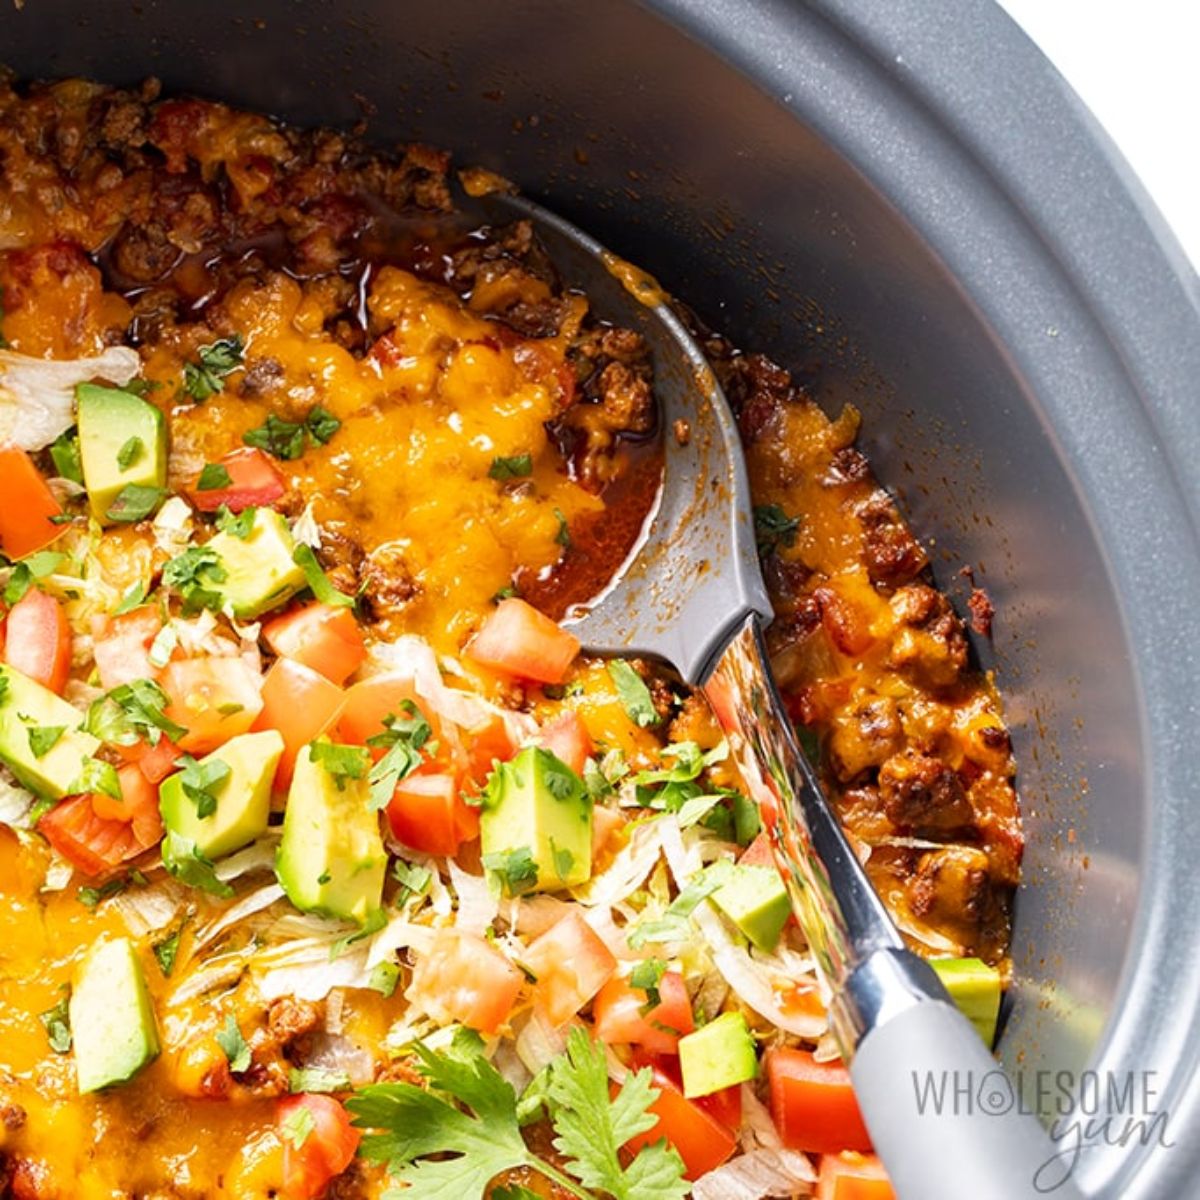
[606,660,661,728]
[243,405,341,461]
[366,701,433,810]
[184,335,245,402]
[348,1028,686,1200]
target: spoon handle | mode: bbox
[702,614,1080,1199]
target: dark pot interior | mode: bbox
[3,1,1199,1195]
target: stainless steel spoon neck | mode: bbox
[701,612,944,1056]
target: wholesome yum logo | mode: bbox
[910,1069,1175,1192]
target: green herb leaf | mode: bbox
[548,1028,687,1200]
[177,754,231,818]
[113,581,147,615]
[553,507,572,548]
[628,859,736,949]
[606,660,661,728]
[27,724,65,758]
[329,907,387,960]
[4,550,65,605]
[366,702,433,810]
[292,543,354,608]
[347,1041,534,1195]
[753,503,801,555]
[629,959,667,1009]
[39,992,72,1054]
[482,845,539,897]
[49,429,83,484]
[86,678,187,748]
[310,741,370,791]
[216,1013,252,1073]
[197,463,232,491]
[281,1102,317,1149]
[106,483,164,523]
[288,1066,352,1094]
[305,404,341,445]
[489,454,533,481]
[116,436,144,471]
[391,858,432,905]
[162,544,227,613]
[77,876,127,909]
[184,334,245,402]
[243,413,306,460]
[152,925,185,978]
[70,757,122,801]
[162,831,234,898]
[215,504,256,539]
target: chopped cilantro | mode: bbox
[117,436,144,471]
[482,845,539,897]
[629,959,667,1009]
[330,907,387,960]
[292,544,355,608]
[310,741,370,791]
[27,724,65,758]
[162,832,234,898]
[281,1102,316,1150]
[39,992,72,1054]
[177,754,231,818]
[753,503,801,555]
[606,660,661,728]
[216,1014,251,1073]
[85,678,187,748]
[152,925,185,978]
[106,483,164,523]
[553,507,572,548]
[4,550,65,605]
[366,701,433,810]
[49,429,83,484]
[77,876,127,909]
[184,335,245,402]
[70,757,122,801]
[244,413,305,460]
[197,463,232,491]
[391,858,432,905]
[162,544,227,613]
[305,404,341,445]
[489,454,533,481]
[215,504,256,539]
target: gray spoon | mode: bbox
[466,187,1081,1200]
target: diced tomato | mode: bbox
[337,673,430,746]
[738,831,776,869]
[5,587,71,694]
[0,447,64,560]
[251,658,344,787]
[622,1065,737,1180]
[593,971,695,1056]
[461,714,515,789]
[386,772,479,857]
[817,1152,895,1200]
[466,598,580,684]
[695,1081,743,1132]
[189,447,285,513]
[160,656,264,754]
[92,606,163,691]
[38,765,163,875]
[277,1094,360,1200]
[117,735,184,785]
[406,929,523,1034]
[525,909,617,1026]
[535,710,593,775]
[262,602,366,686]
[766,1047,873,1154]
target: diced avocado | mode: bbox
[932,956,1002,1046]
[159,730,283,863]
[276,741,387,924]
[209,508,306,619]
[76,383,167,525]
[69,936,160,1093]
[679,1011,757,1098]
[711,864,791,954]
[480,746,593,892]
[0,665,100,800]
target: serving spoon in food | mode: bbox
[463,187,1080,1200]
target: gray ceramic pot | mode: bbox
[3,1,1198,1194]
